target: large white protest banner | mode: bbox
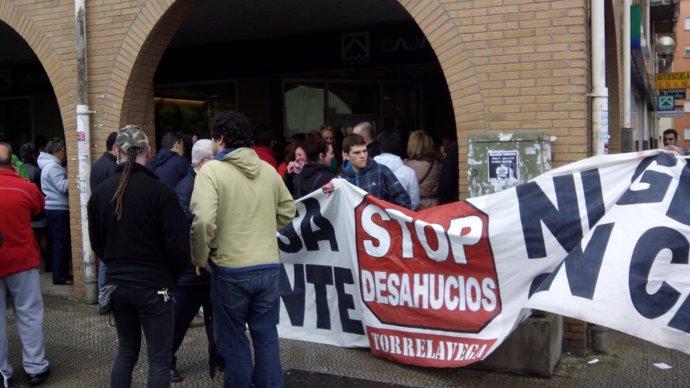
[277,149,690,367]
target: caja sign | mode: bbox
[355,195,501,332]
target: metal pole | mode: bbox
[621,0,633,152]
[588,0,609,353]
[76,0,97,304]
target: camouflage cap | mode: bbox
[116,125,148,153]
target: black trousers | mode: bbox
[110,287,173,388]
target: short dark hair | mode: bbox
[253,125,274,147]
[342,134,366,154]
[19,142,37,163]
[34,135,47,150]
[46,137,65,155]
[664,128,679,140]
[210,111,252,148]
[176,131,194,158]
[106,132,118,151]
[378,129,403,156]
[160,132,180,150]
[301,130,329,162]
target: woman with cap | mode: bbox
[88,125,189,388]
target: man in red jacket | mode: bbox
[0,142,50,387]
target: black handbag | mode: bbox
[98,284,118,315]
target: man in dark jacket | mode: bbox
[352,121,381,157]
[170,139,221,382]
[90,132,118,189]
[88,125,189,388]
[145,132,189,188]
[90,131,118,289]
[341,134,411,209]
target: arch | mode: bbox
[106,0,482,196]
[0,2,71,132]
[397,0,487,193]
[99,0,201,138]
[108,0,483,143]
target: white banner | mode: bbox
[277,150,690,367]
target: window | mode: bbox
[684,101,690,113]
[154,82,237,139]
[284,83,326,137]
[283,80,421,138]
[685,17,690,30]
[685,46,690,57]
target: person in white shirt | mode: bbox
[373,130,420,210]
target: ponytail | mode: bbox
[111,147,137,221]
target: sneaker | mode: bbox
[170,369,183,383]
[27,368,49,386]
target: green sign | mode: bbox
[657,96,674,111]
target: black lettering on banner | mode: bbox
[517,175,582,258]
[531,223,614,298]
[529,273,551,297]
[629,227,688,321]
[630,156,655,183]
[617,154,676,205]
[300,198,339,252]
[582,169,605,228]
[667,161,690,227]
[278,219,303,253]
[279,264,306,326]
[656,151,679,168]
[280,265,364,333]
[562,223,614,299]
[306,264,334,329]
[617,171,671,205]
[334,267,365,334]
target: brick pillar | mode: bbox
[562,317,588,355]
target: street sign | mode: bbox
[657,95,675,111]
[657,108,684,118]
[656,72,690,89]
[660,88,687,99]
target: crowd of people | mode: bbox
[279,122,459,209]
[0,113,461,388]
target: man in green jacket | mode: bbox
[190,111,295,388]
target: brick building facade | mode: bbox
[0,0,673,354]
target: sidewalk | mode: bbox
[5,281,690,387]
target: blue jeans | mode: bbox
[45,210,71,284]
[110,287,173,388]
[211,267,282,388]
[98,261,107,289]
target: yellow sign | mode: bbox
[656,72,690,89]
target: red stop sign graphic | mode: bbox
[355,195,501,332]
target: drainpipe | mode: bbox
[76,0,97,304]
[591,0,609,156]
[588,0,609,353]
[622,0,632,152]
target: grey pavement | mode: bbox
[4,274,690,387]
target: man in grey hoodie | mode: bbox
[37,138,71,285]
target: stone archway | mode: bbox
[0,4,76,291]
[107,0,483,193]
[0,2,73,139]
